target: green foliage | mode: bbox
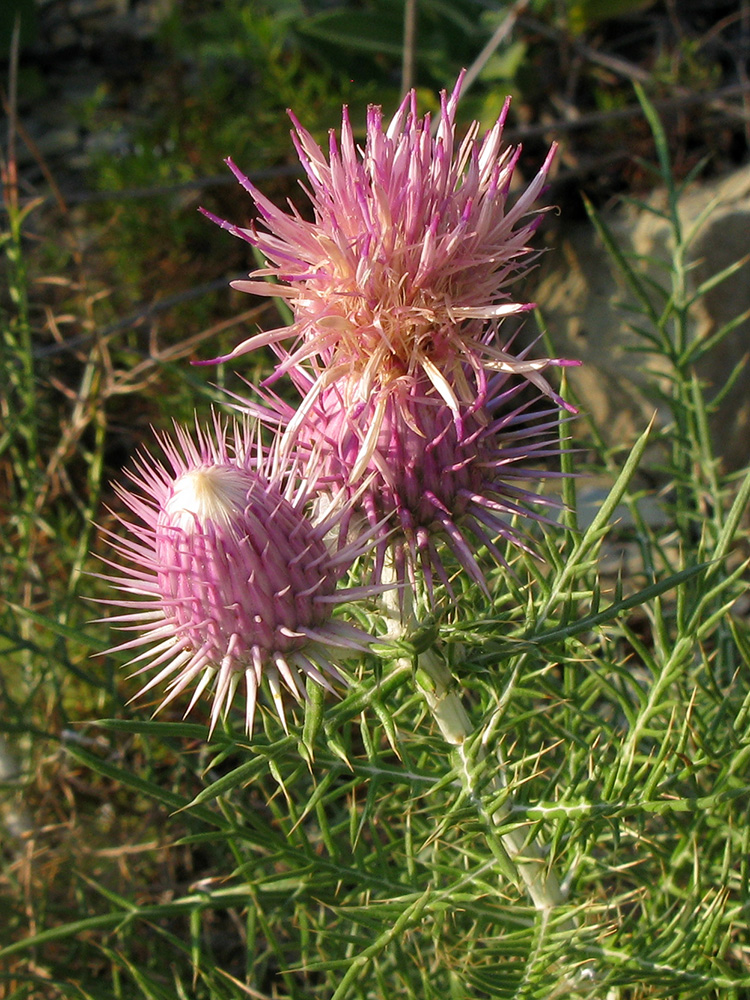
[3,9,750,1000]
[566,0,658,35]
[293,0,484,85]
[73,0,386,343]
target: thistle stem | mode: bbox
[381,568,566,914]
[414,648,565,912]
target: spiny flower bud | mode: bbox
[244,365,567,602]
[96,418,379,736]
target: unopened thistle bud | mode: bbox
[244,365,567,601]
[97,418,378,736]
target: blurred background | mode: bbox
[7,0,750,465]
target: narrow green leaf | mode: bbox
[4,601,109,650]
[64,743,223,827]
[633,82,679,237]
[521,561,707,648]
[539,419,654,619]
[686,255,749,308]
[582,193,660,326]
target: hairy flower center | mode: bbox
[164,466,250,532]
[316,282,457,389]
[152,464,339,657]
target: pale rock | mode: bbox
[536,165,750,469]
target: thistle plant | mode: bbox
[88,76,750,993]
[96,75,578,929]
[5,69,747,1000]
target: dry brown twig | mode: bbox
[521,12,750,126]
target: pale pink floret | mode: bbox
[201,72,573,416]
[96,417,381,737]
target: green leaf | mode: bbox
[64,743,224,827]
[295,8,404,56]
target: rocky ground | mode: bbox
[12,0,178,196]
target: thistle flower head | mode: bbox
[201,72,571,416]
[97,417,378,737]
[242,364,567,603]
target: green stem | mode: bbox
[381,562,566,914]
[414,648,565,912]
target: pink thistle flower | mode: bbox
[200,71,572,419]
[96,417,380,737]
[236,362,568,602]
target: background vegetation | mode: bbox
[2,1,750,997]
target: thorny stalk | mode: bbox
[380,557,567,916]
